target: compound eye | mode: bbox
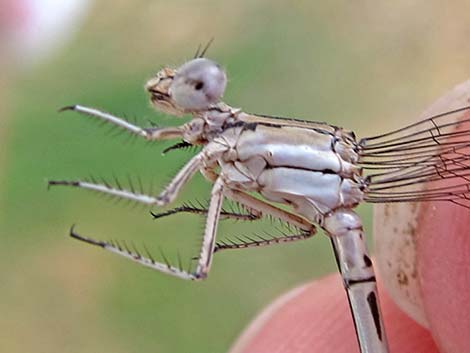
[170,58,227,110]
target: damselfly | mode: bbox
[49,52,470,353]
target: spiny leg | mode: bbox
[150,202,260,221]
[69,225,197,280]
[48,151,205,206]
[193,177,224,277]
[48,178,158,204]
[149,199,313,252]
[156,152,205,205]
[223,188,315,232]
[213,188,317,252]
[59,105,185,141]
[214,229,314,253]
[68,178,226,280]
[54,174,314,278]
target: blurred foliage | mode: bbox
[1,1,470,352]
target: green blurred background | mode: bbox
[1,1,470,352]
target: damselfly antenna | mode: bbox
[193,38,215,59]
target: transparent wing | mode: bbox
[359,106,470,209]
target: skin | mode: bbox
[416,188,470,352]
[228,274,441,353]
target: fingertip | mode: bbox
[416,203,470,353]
[230,274,438,353]
[374,81,470,352]
[414,87,470,353]
[379,278,439,353]
[229,275,359,353]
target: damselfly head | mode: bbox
[145,58,226,116]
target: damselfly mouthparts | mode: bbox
[50,54,470,353]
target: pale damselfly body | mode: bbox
[49,50,470,353]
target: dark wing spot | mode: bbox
[195,81,204,90]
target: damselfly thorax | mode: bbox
[50,55,470,353]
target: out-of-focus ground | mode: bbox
[1,1,470,352]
